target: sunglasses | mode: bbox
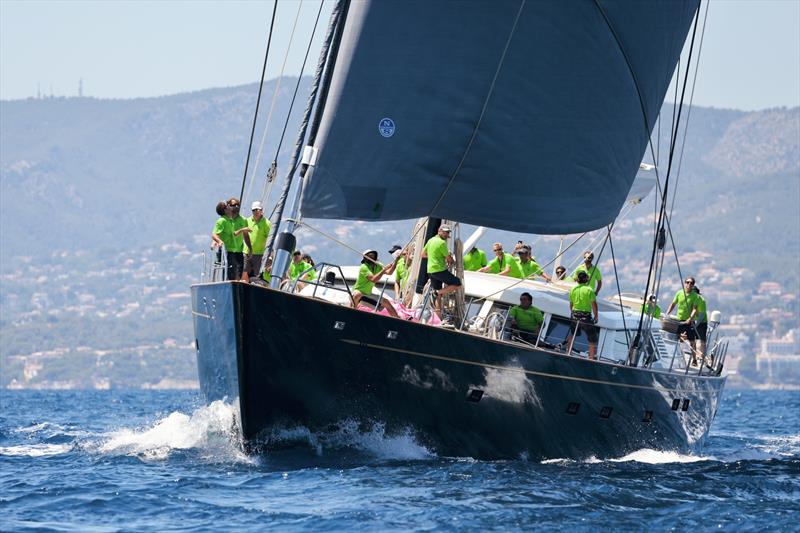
[493,249,502,252]
[685,280,695,285]
[229,204,239,208]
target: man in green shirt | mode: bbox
[235,201,271,283]
[509,292,543,343]
[642,294,662,318]
[516,245,551,281]
[479,243,524,278]
[666,277,700,348]
[288,251,316,287]
[571,251,603,294]
[352,249,399,317]
[569,270,599,360]
[421,224,462,316]
[223,198,247,281]
[463,246,487,272]
[211,201,236,280]
[389,245,411,298]
[692,286,709,361]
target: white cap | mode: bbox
[439,224,452,233]
[251,201,263,211]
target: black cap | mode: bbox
[388,245,402,254]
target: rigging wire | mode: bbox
[631,2,702,362]
[607,229,630,346]
[669,0,711,220]
[243,0,305,206]
[238,1,279,203]
[271,0,326,185]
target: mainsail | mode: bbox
[300,0,699,234]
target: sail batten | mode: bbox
[301,0,699,234]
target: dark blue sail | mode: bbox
[301,0,699,234]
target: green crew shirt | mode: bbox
[463,249,488,272]
[571,264,602,291]
[671,289,698,321]
[289,260,315,281]
[509,305,544,333]
[694,294,707,323]
[517,257,544,279]
[229,215,248,253]
[354,261,384,295]
[486,253,524,278]
[642,302,662,319]
[424,236,449,274]
[213,216,234,250]
[243,216,270,255]
[396,259,409,290]
[570,283,596,313]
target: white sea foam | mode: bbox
[268,419,432,460]
[0,443,73,457]
[93,400,252,463]
[609,449,714,464]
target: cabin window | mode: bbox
[542,316,589,353]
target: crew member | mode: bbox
[463,246,488,272]
[642,294,662,318]
[569,270,599,360]
[235,201,270,283]
[480,243,523,278]
[692,286,709,363]
[421,224,462,316]
[666,277,699,359]
[289,251,316,285]
[389,245,410,297]
[352,249,399,317]
[509,292,543,343]
[555,265,568,281]
[210,201,235,280]
[226,198,247,281]
[571,251,603,294]
[516,245,551,281]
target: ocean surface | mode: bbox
[1,389,798,532]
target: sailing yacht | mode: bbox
[191,0,727,459]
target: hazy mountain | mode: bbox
[2,83,796,279]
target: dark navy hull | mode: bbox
[192,282,726,460]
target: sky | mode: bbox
[1,0,798,110]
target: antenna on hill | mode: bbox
[78,78,83,97]
[37,83,41,99]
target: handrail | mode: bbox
[288,262,356,304]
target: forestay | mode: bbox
[301,0,699,234]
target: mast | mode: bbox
[265,0,349,287]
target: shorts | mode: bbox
[244,253,263,277]
[676,321,697,342]
[695,321,708,342]
[429,270,462,290]
[226,251,244,281]
[572,311,599,344]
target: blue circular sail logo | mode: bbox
[378,117,395,138]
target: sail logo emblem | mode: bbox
[378,118,395,138]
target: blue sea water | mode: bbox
[1,390,798,532]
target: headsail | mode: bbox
[300,0,698,234]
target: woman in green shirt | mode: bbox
[353,250,399,317]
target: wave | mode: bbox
[91,400,252,463]
[0,443,73,458]
[263,419,433,460]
